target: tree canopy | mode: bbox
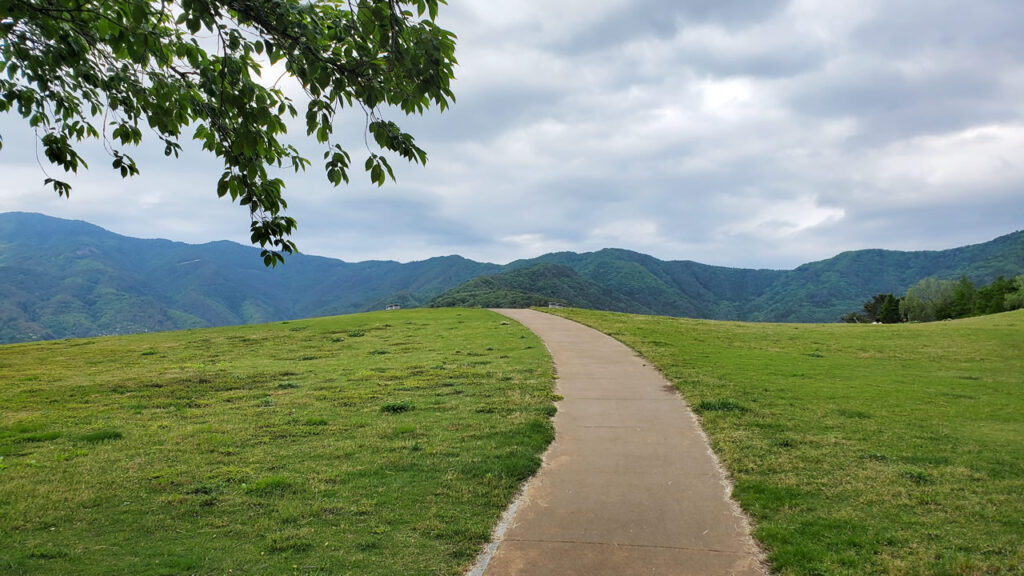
[0,0,456,264]
[844,275,1024,323]
[841,293,903,323]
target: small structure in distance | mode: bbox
[547,302,566,309]
[385,303,402,311]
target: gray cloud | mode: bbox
[2,0,1023,270]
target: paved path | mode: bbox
[475,309,764,576]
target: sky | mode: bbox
[2,0,1023,269]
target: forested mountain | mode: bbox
[502,249,788,319]
[743,232,1024,322]
[434,233,1024,322]
[427,263,650,312]
[0,212,499,343]
[1,211,1022,343]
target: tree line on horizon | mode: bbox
[842,275,1024,323]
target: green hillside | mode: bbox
[549,307,1024,575]
[0,212,499,343]
[0,309,555,575]
[508,248,785,318]
[433,233,1024,322]
[2,212,1022,343]
[746,231,1024,321]
[427,262,650,311]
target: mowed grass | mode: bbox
[549,308,1024,575]
[0,309,555,575]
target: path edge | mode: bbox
[540,307,770,573]
[465,308,770,576]
[464,309,561,576]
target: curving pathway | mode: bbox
[473,309,764,576]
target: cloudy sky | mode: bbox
[2,0,1023,269]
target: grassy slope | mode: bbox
[0,309,555,575]
[550,308,1024,575]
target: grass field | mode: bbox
[549,308,1024,575]
[0,309,555,575]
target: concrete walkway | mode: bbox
[475,309,764,576]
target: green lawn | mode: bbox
[549,308,1024,575]
[0,309,555,575]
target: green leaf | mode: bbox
[8,0,457,266]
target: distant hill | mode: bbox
[0,212,499,343]
[427,263,650,312]
[502,249,788,319]
[432,233,1024,322]
[1,211,1022,343]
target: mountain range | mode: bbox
[430,234,1024,321]
[1,211,1021,343]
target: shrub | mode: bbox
[380,400,413,414]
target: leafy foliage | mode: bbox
[877,293,901,323]
[848,274,1023,323]
[976,275,1019,315]
[901,277,957,322]
[1005,276,1024,310]
[0,0,455,264]
[842,293,903,323]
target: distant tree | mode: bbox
[1003,275,1024,311]
[843,274,1023,325]
[0,0,456,265]
[878,294,902,324]
[842,293,899,323]
[863,294,888,322]
[973,276,1014,315]
[946,276,977,319]
[902,277,957,322]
